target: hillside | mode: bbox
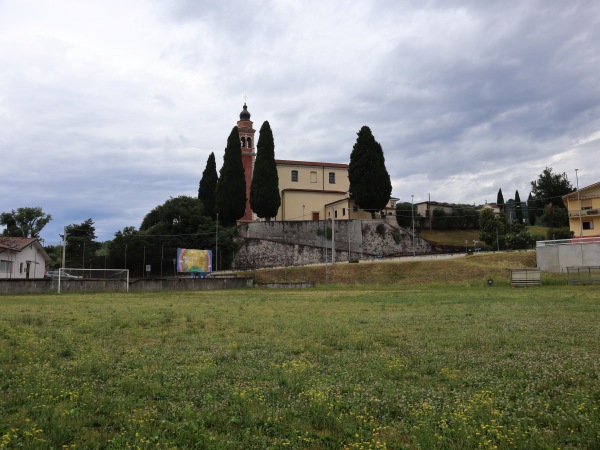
[240,250,549,287]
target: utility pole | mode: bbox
[215,213,219,272]
[331,210,335,264]
[576,169,582,238]
[411,195,415,256]
[61,226,67,269]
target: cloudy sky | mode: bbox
[2,0,599,245]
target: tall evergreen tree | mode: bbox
[348,126,392,215]
[527,193,537,225]
[496,188,505,211]
[198,152,218,219]
[250,121,281,220]
[215,127,247,226]
[515,190,523,223]
[530,167,573,208]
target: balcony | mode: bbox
[569,209,599,218]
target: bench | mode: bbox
[566,266,600,285]
[509,268,541,287]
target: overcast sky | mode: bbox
[2,0,599,245]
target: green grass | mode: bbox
[1,286,600,449]
[419,228,481,246]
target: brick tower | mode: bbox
[237,103,255,223]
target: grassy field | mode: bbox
[1,283,599,449]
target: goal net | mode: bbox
[55,268,130,293]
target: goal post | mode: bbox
[56,268,129,294]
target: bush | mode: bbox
[546,227,573,240]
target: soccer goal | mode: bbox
[55,268,129,294]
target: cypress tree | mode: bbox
[250,121,281,220]
[215,127,247,226]
[198,152,218,219]
[515,190,523,223]
[497,188,505,211]
[348,126,392,214]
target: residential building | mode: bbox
[0,237,50,279]
[562,181,600,238]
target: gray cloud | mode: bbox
[1,0,599,244]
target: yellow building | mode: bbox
[562,181,600,238]
[274,159,350,221]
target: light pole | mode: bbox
[411,195,415,256]
[215,213,219,272]
[576,169,582,238]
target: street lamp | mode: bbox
[575,169,582,238]
[411,195,415,256]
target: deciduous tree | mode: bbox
[395,202,416,228]
[64,219,99,268]
[1,207,52,239]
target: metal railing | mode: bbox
[536,237,600,247]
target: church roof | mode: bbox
[239,103,251,121]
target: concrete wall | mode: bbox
[0,277,251,295]
[234,220,431,269]
[536,242,600,272]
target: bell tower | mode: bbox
[237,103,255,223]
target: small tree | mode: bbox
[198,152,218,219]
[1,207,52,239]
[348,126,392,216]
[216,127,247,226]
[514,190,524,223]
[250,121,281,220]
[65,219,99,268]
[479,209,509,249]
[497,188,505,211]
[431,209,447,229]
[395,202,416,228]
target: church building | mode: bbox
[234,104,396,223]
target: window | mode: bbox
[19,262,23,274]
[342,208,346,216]
[247,137,252,148]
[310,171,317,183]
[334,210,338,218]
[241,137,246,148]
[329,172,335,184]
[581,199,592,210]
[291,170,298,182]
[583,221,594,230]
[0,260,12,273]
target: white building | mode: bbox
[0,237,50,279]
